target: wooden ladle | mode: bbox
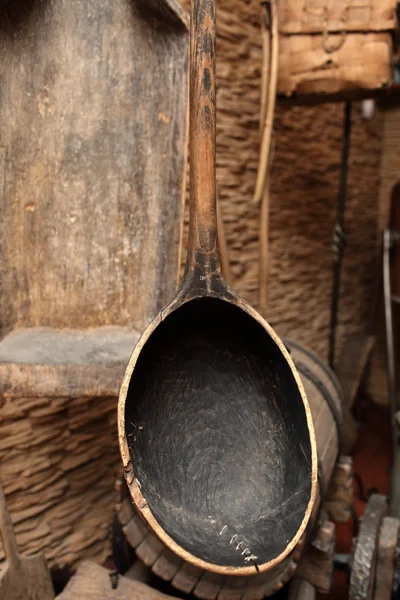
[118,0,317,577]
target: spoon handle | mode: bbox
[186,0,219,277]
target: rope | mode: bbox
[257,0,279,314]
[304,0,353,54]
[217,197,233,286]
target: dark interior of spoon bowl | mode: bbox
[125,298,313,568]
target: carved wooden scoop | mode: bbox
[118,0,317,577]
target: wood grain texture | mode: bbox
[0,0,188,334]
[337,335,375,409]
[188,0,218,260]
[0,476,55,600]
[336,334,375,451]
[278,0,396,101]
[350,494,388,600]
[278,0,397,34]
[56,561,177,600]
[295,520,335,593]
[0,553,55,600]
[325,456,354,523]
[374,517,400,600]
[288,579,316,600]
[285,339,343,489]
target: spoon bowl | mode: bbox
[121,295,315,572]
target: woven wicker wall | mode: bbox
[180,0,383,364]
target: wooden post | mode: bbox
[296,520,335,593]
[325,456,354,523]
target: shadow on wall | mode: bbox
[0,0,48,33]
[390,180,400,299]
[133,0,188,28]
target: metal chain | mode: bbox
[329,102,352,370]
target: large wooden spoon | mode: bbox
[118,0,317,578]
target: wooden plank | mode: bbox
[135,534,165,567]
[193,571,225,600]
[0,477,55,600]
[117,498,136,528]
[288,579,316,600]
[296,521,335,593]
[336,334,376,409]
[374,517,400,600]
[325,456,354,523]
[56,560,178,599]
[350,495,388,600]
[0,0,188,334]
[123,517,149,550]
[218,575,249,600]
[337,334,375,452]
[125,561,152,584]
[152,548,183,581]
[172,562,203,595]
[0,328,138,398]
[278,0,397,34]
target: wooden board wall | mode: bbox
[180,0,383,366]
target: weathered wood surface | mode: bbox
[337,335,375,409]
[288,579,316,600]
[374,517,400,600]
[0,476,55,600]
[325,456,354,523]
[285,339,343,488]
[278,0,397,34]
[295,519,335,593]
[0,328,139,569]
[350,495,388,600]
[124,561,152,584]
[0,0,188,334]
[278,0,397,100]
[336,334,375,451]
[56,561,177,600]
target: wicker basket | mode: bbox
[278,0,398,101]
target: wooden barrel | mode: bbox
[285,339,343,498]
[116,340,343,599]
